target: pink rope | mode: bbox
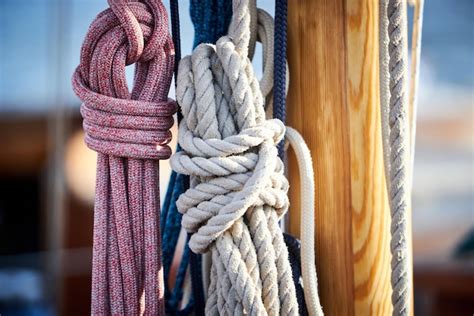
[72,1,175,314]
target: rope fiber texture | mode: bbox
[72,0,175,314]
[273,0,288,158]
[170,0,299,314]
[285,127,324,316]
[379,0,412,315]
[161,1,232,315]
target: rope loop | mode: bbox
[106,0,172,64]
[72,1,175,314]
[171,119,288,253]
[72,0,176,160]
[170,0,298,313]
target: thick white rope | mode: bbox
[201,3,285,302]
[248,4,324,314]
[285,127,324,316]
[171,0,299,314]
[379,0,413,315]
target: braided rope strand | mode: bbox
[171,0,299,314]
[72,1,175,314]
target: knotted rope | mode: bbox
[379,0,412,315]
[161,1,232,315]
[72,1,175,314]
[248,4,323,314]
[170,0,299,314]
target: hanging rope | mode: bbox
[161,1,232,315]
[72,1,175,314]
[246,3,323,314]
[285,128,324,316]
[161,1,196,314]
[274,0,288,158]
[170,0,299,314]
[379,0,413,315]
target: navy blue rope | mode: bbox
[274,0,288,159]
[161,1,232,315]
[284,233,309,316]
[274,2,309,314]
[190,0,232,47]
[162,1,191,315]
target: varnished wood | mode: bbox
[287,1,355,315]
[345,1,393,314]
[287,1,413,314]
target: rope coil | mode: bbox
[170,0,299,314]
[72,0,175,314]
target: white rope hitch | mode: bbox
[171,0,299,314]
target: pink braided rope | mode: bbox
[72,1,175,314]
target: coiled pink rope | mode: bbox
[72,1,175,314]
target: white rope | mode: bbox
[249,4,323,314]
[248,3,323,314]
[285,127,324,316]
[379,0,413,315]
[171,0,299,314]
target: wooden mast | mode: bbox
[286,1,412,314]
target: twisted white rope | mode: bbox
[248,4,323,314]
[171,0,298,314]
[379,0,412,315]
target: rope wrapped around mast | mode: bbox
[170,0,299,314]
[72,0,175,314]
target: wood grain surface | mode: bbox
[345,1,393,314]
[287,1,355,315]
[287,1,412,314]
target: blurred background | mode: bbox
[0,0,472,315]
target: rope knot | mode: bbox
[107,0,174,63]
[168,0,291,254]
[171,118,289,253]
[72,0,176,160]
[170,1,299,313]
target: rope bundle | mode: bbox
[170,0,299,314]
[72,0,175,314]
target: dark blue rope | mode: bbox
[190,0,232,48]
[284,233,309,316]
[274,0,288,159]
[274,2,309,314]
[161,1,232,315]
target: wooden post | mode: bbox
[286,1,412,314]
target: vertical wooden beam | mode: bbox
[344,0,393,314]
[287,1,355,315]
[287,0,408,314]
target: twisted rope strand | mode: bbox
[380,0,412,315]
[171,0,299,314]
[72,1,175,314]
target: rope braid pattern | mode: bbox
[380,0,411,315]
[161,1,232,315]
[273,0,288,158]
[170,0,299,314]
[72,1,175,314]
